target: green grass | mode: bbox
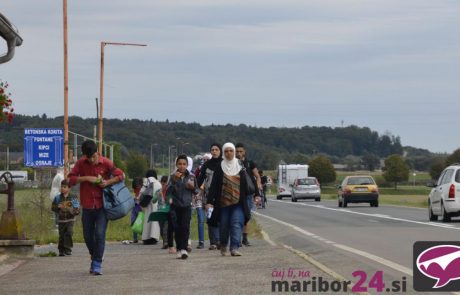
[320,193,428,208]
[1,188,262,244]
[38,251,57,257]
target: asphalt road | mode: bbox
[256,197,460,295]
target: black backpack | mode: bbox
[139,181,159,208]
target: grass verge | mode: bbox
[1,189,262,244]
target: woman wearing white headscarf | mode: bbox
[206,142,251,256]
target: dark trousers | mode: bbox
[58,221,74,253]
[173,206,192,251]
[167,211,175,247]
[82,208,108,263]
[159,220,168,245]
[208,224,220,246]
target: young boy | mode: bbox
[52,179,80,256]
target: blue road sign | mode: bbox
[24,128,64,167]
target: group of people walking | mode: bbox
[131,142,263,259]
[53,139,264,275]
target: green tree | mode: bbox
[362,153,380,171]
[429,157,446,181]
[308,155,336,185]
[382,154,409,189]
[109,142,127,173]
[343,154,361,171]
[446,148,460,166]
[126,150,148,179]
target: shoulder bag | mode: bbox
[241,166,256,195]
[103,180,135,220]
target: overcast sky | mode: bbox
[2,1,459,153]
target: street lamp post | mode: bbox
[181,142,190,154]
[168,145,175,175]
[98,41,147,154]
[174,137,181,159]
[150,143,158,169]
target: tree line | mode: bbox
[0,114,450,174]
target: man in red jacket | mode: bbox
[68,140,124,275]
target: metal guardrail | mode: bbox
[0,12,23,64]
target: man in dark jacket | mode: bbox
[235,143,262,246]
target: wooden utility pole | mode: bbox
[63,0,69,176]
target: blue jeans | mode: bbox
[196,207,205,243]
[219,204,244,251]
[208,224,220,245]
[82,208,108,263]
[247,194,255,211]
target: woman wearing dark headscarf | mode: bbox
[206,143,251,256]
[197,143,222,250]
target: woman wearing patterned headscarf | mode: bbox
[206,142,251,257]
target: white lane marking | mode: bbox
[334,244,412,276]
[256,211,460,295]
[255,211,412,275]
[371,214,391,218]
[270,199,460,231]
[260,230,277,246]
[261,229,371,293]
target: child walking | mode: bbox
[167,154,198,259]
[51,179,80,256]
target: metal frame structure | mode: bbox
[0,12,23,64]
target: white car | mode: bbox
[291,177,321,202]
[428,164,460,222]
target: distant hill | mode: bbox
[0,114,438,170]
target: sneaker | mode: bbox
[231,250,242,257]
[220,247,227,256]
[168,247,177,254]
[92,261,102,275]
[196,242,204,249]
[209,244,217,250]
[64,250,72,256]
[176,252,182,259]
[242,239,251,246]
[59,252,65,257]
[181,250,189,260]
[89,261,94,274]
[216,243,221,250]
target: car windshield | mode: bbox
[297,179,316,185]
[347,177,374,185]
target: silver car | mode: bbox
[291,177,321,202]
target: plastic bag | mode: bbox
[131,211,144,234]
